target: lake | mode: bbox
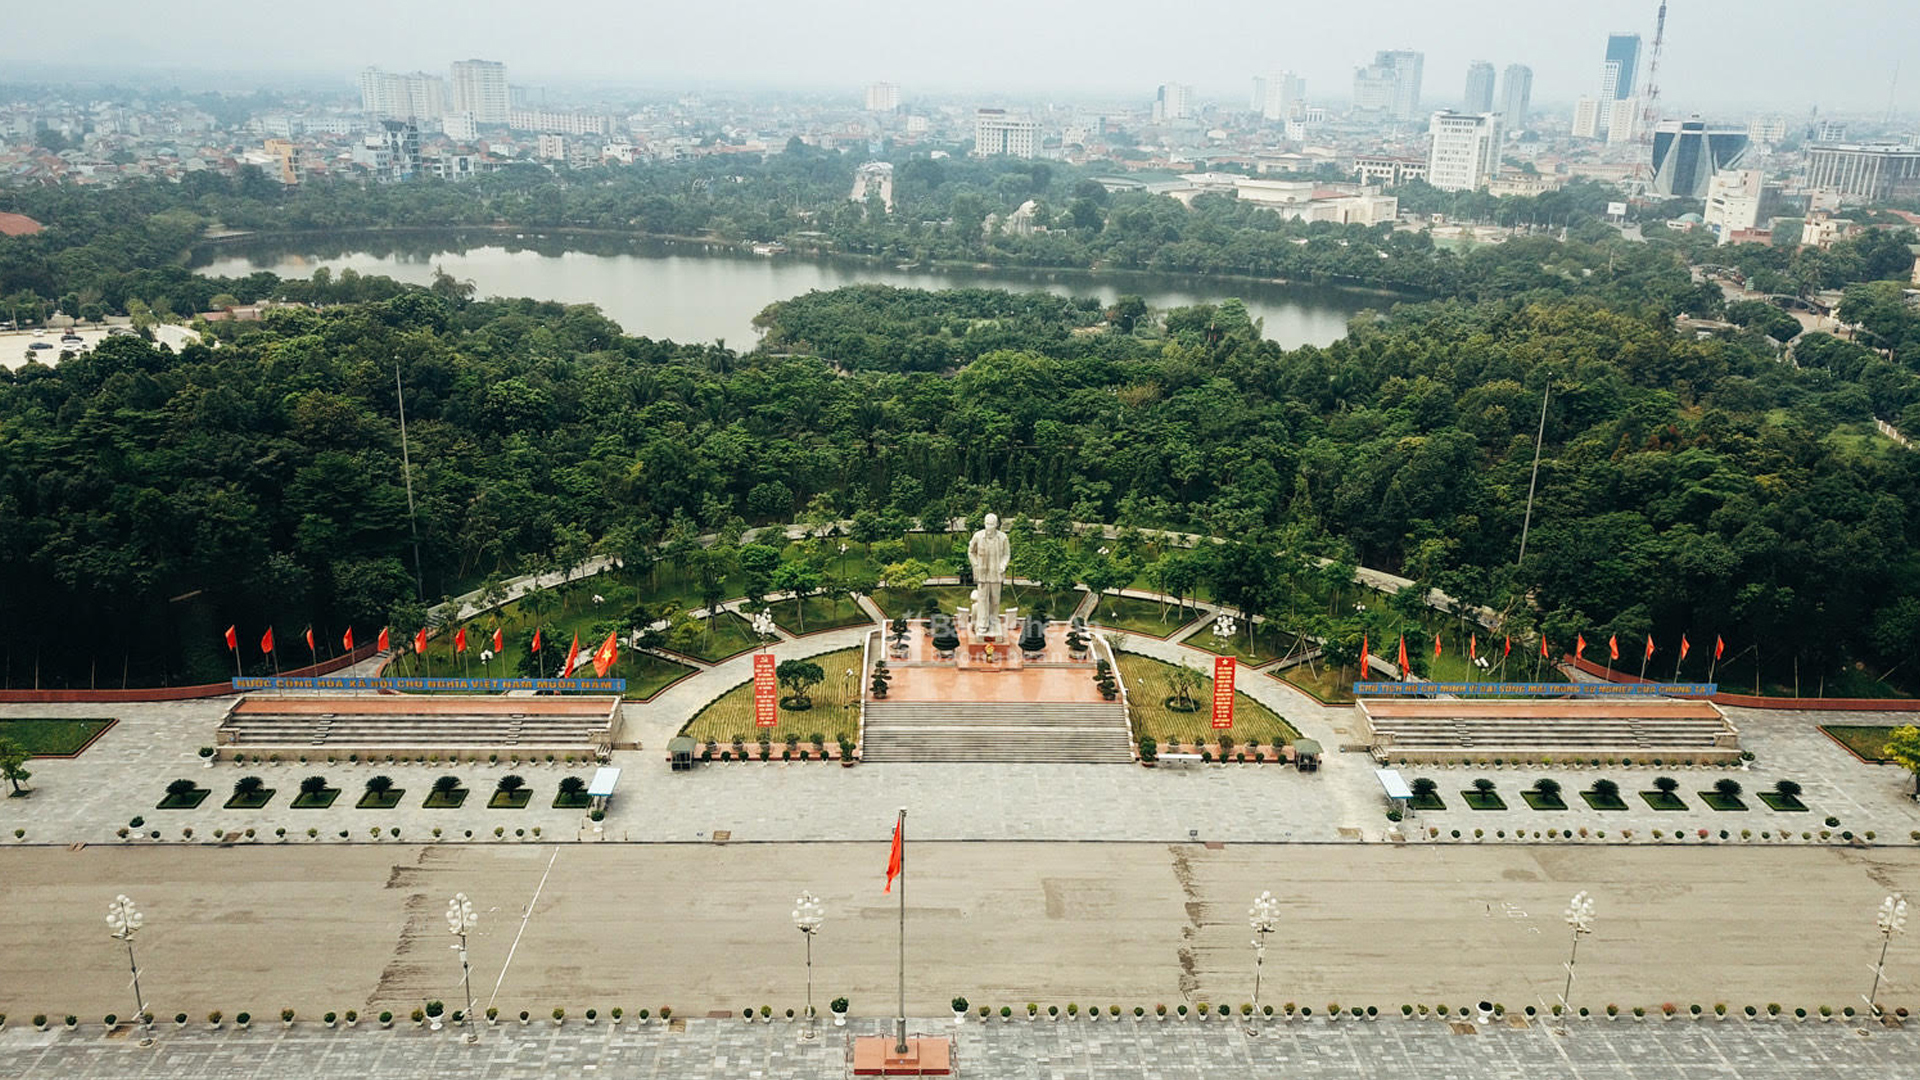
[193,231,1390,348]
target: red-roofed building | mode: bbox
[0,212,45,237]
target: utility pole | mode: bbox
[395,359,424,599]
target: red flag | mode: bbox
[260,627,275,655]
[1470,634,1477,660]
[224,625,238,651]
[1609,635,1620,661]
[493,627,504,653]
[1433,633,1442,658]
[884,816,903,893]
[1714,635,1725,660]
[1539,636,1549,658]
[531,628,543,654]
[591,631,618,677]
[1359,635,1370,674]
[304,627,316,654]
[414,627,428,654]
[1503,635,1511,657]
[1397,635,1409,674]
[563,632,581,677]
[1644,636,1655,660]
[377,627,389,652]
[1679,634,1690,661]
[455,627,468,654]
[1576,633,1586,659]
[342,627,355,652]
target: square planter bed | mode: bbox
[423,789,470,809]
[1579,792,1629,811]
[291,789,342,809]
[552,793,592,810]
[355,790,405,810]
[1639,791,1688,811]
[1699,792,1748,811]
[157,788,211,810]
[1757,792,1808,812]
[488,790,533,809]
[223,789,276,810]
[1521,792,1568,811]
[1461,791,1507,810]
[1408,794,1446,811]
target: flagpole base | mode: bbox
[853,1035,952,1075]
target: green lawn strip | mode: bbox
[1183,627,1300,668]
[0,718,114,756]
[290,789,341,809]
[1085,594,1204,638]
[1699,792,1748,811]
[1409,793,1446,811]
[769,595,874,637]
[355,790,404,809]
[1757,792,1809,812]
[1640,791,1689,811]
[488,790,533,809]
[1272,663,1358,705]
[222,790,275,809]
[672,610,763,663]
[1580,792,1630,811]
[156,788,210,810]
[1819,725,1898,763]
[621,653,698,699]
[681,647,863,745]
[422,789,469,809]
[868,586,974,619]
[1521,791,1568,811]
[1116,652,1300,749]
[552,793,592,809]
[1462,792,1507,810]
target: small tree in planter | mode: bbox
[378,1011,393,1029]
[830,998,849,1026]
[870,660,892,700]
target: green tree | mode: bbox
[775,658,826,707]
[0,738,31,795]
[1884,726,1920,796]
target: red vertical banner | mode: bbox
[1211,655,1236,729]
[753,653,778,728]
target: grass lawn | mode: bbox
[0,718,113,756]
[1700,791,1748,811]
[553,792,592,809]
[1580,791,1629,811]
[671,611,763,663]
[488,789,533,809]
[1758,792,1808,812]
[1116,652,1301,748]
[156,788,210,810]
[1521,791,1568,810]
[291,789,340,809]
[1084,594,1203,638]
[869,586,973,619]
[1462,791,1507,810]
[682,647,863,745]
[1409,792,1446,811]
[1183,624,1301,667]
[222,789,275,809]
[1820,725,1901,763]
[768,594,874,636]
[1273,662,1362,705]
[621,653,698,699]
[1640,791,1689,811]
[355,790,404,809]
[423,789,469,809]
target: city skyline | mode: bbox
[1,0,1915,115]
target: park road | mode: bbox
[3,842,1917,1020]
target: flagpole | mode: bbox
[895,805,908,1055]
[395,359,425,601]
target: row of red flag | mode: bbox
[221,624,622,677]
[1358,631,1730,674]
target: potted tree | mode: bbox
[830,998,849,1027]
[952,996,969,1025]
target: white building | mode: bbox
[1748,117,1787,145]
[1260,71,1305,121]
[357,69,445,122]
[450,60,509,125]
[1703,169,1766,242]
[1573,97,1600,139]
[1463,61,1495,113]
[536,133,567,161]
[865,82,899,112]
[1606,98,1641,145]
[973,109,1038,158]
[1231,177,1398,225]
[1153,82,1194,122]
[1499,64,1532,130]
[509,109,612,137]
[851,161,894,210]
[441,112,478,142]
[1353,155,1428,185]
[1426,110,1502,192]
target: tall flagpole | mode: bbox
[395,359,425,600]
[895,805,908,1055]
[1516,377,1550,565]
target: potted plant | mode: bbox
[830,998,848,1027]
[33,1015,48,1032]
[1175,1004,1187,1021]
[637,1008,650,1026]
[518,1011,530,1026]
[1155,1003,1167,1021]
[378,1011,393,1029]
[1067,1002,1080,1021]
[235,1012,250,1030]
[1050,1004,1062,1022]
[174,1012,189,1029]
[282,1008,296,1028]
[345,1010,358,1028]
[1027,1002,1039,1021]
[425,1001,444,1031]
[409,1008,425,1028]
[1133,1006,1145,1022]
[552,1007,565,1027]
[323,1011,337,1029]
[586,1007,599,1026]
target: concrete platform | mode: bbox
[852,1034,953,1075]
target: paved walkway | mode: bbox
[2,1012,1914,1079]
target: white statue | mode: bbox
[967,513,1011,637]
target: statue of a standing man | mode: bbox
[968,513,1011,637]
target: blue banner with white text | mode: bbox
[1353,681,1716,698]
[233,676,626,693]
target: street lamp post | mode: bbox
[446,893,479,1043]
[105,894,153,1048]
[792,892,825,1039]
[1247,890,1279,1036]
[752,610,775,652]
[1561,891,1595,1013]
[1869,892,1907,1017]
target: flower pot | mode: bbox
[832,1011,847,1028]
[428,1018,442,1031]
[953,1010,965,1025]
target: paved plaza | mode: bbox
[2,1011,1915,1079]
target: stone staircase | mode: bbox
[860,701,1134,763]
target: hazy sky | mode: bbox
[4,0,1915,115]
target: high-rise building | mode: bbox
[1427,111,1502,192]
[865,82,899,112]
[357,69,446,122]
[442,112,478,142]
[1650,119,1750,197]
[1573,97,1600,139]
[1260,71,1305,121]
[1251,76,1268,113]
[1352,64,1397,112]
[1499,64,1532,130]
[1606,98,1641,145]
[1804,142,1920,203]
[1703,169,1768,242]
[1463,61,1495,113]
[450,60,509,125]
[1747,117,1787,145]
[1602,33,1641,100]
[973,109,1039,158]
[1378,50,1424,120]
[1153,82,1194,122]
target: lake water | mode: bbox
[193,232,1389,348]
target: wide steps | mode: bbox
[862,701,1131,764]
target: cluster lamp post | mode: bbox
[1247,890,1280,1035]
[446,892,479,1043]
[1869,892,1907,1017]
[793,891,825,1039]
[105,894,154,1048]
[1561,891,1595,1012]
